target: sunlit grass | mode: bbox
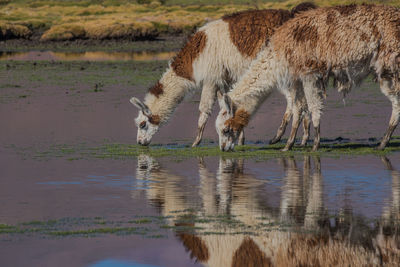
[1,1,399,41]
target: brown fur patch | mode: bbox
[171,31,207,80]
[223,9,292,58]
[370,22,381,39]
[148,114,160,125]
[232,238,272,267]
[326,11,336,25]
[148,81,163,97]
[360,32,369,42]
[224,108,250,132]
[305,58,327,72]
[291,2,317,16]
[176,232,209,262]
[293,24,318,43]
[335,4,357,16]
[394,20,400,41]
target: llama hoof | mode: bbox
[281,147,289,152]
[192,139,201,147]
[300,141,308,147]
[269,138,280,145]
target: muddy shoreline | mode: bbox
[0,34,185,53]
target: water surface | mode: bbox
[0,51,175,61]
[1,59,400,267]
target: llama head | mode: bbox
[130,97,160,146]
[216,92,248,152]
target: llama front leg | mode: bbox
[312,124,321,151]
[303,77,324,152]
[238,129,245,146]
[282,103,302,151]
[192,83,217,147]
[377,79,400,150]
[300,112,311,147]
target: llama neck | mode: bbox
[144,68,195,124]
[228,47,288,116]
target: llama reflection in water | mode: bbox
[134,155,400,266]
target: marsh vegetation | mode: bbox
[1,0,399,42]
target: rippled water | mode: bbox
[0,51,175,61]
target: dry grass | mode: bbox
[0,22,31,39]
[1,1,399,41]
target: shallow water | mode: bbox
[1,154,400,266]
[1,60,400,266]
[0,51,176,61]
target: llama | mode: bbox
[129,3,317,146]
[216,4,400,151]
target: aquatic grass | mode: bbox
[9,136,400,161]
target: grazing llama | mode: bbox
[135,155,400,266]
[130,3,317,146]
[216,4,400,151]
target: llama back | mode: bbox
[272,4,400,93]
[143,8,299,121]
[181,9,294,87]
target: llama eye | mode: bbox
[139,121,146,129]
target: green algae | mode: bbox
[17,136,400,161]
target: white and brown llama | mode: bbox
[129,3,317,146]
[216,4,400,151]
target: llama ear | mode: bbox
[220,93,234,116]
[130,97,152,117]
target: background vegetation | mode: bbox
[0,0,399,41]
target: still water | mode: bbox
[1,154,399,266]
[0,51,175,61]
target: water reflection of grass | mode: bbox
[3,212,396,239]
[0,214,282,238]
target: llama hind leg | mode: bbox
[270,95,293,144]
[192,83,217,147]
[377,79,400,150]
[300,112,311,147]
[303,78,324,151]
